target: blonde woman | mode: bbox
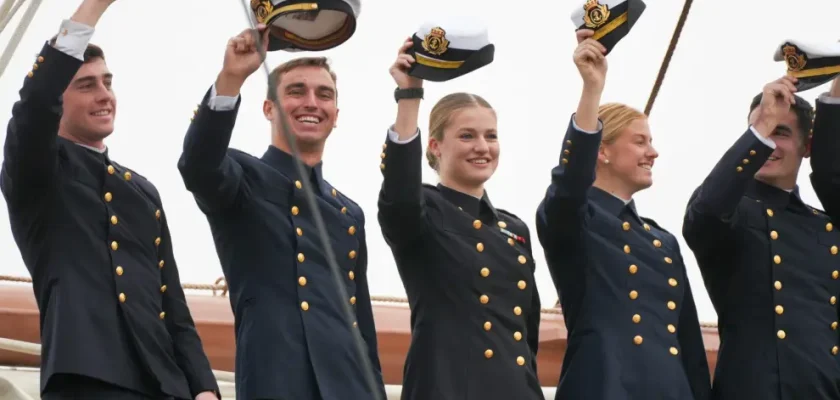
[534,29,711,399]
[377,38,544,400]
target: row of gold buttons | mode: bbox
[735,149,759,173]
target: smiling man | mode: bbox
[683,73,840,400]
[0,1,219,399]
[177,24,385,400]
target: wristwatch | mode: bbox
[394,87,424,103]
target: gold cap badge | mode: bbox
[783,44,807,72]
[422,27,450,56]
[583,0,611,29]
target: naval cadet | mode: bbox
[176,14,386,400]
[535,28,710,400]
[0,0,219,399]
[682,41,840,399]
[377,20,544,400]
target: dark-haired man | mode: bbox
[0,0,218,399]
[177,25,385,400]
[683,74,840,399]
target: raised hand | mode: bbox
[221,24,270,82]
[389,38,423,90]
[573,29,607,92]
[750,76,798,137]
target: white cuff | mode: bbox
[818,92,840,105]
[208,84,239,111]
[749,126,777,149]
[53,19,95,61]
[571,115,603,134]
[387,126,419,144]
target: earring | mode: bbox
[604,159,610,164]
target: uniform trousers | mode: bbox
[41,374,186,400]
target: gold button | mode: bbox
[291,206,299,215]
[517,356,525,366]
[517,280,526,290]
[350,296,356,305]
[750,150,757,156]
[653,239,662,248]
[564,149,570,155]
[476,243,484,252]
[380,163,385,170]
[766,209,774,217]
[667,324,676,333]
[295,180,302,189]
[104,192,112,202]
[622,222,630,231]
[38,56,44,62]
[736,166,743,172]
[508,238,515,246]
[107,165,115,174]
[300,301,310,311]
[833,321,838,330]
[298,277,307,286]
[777,330,786,339]
[382,143,387,150]
[770,231,778,240]
[514,306,522,315]
[348,271,355,280]
[828,223,834,232]
[155,209,161,219]
[154,237,161,246]
[160,285,167,293]
[341,207,347,214]
[119,293,126,303]
[774,255,781,264]
[110,241,118,251]
[566,140,572,145]
[473,220,481,229]
[834,271,839,280]
[742,159,749,164]
[484,321,492,331]
[562,158,569,164]
[629,290,638,300]
[159,312,166,320]
[775,305,784,315]
[664,257,673,264]
[348,226,356,235]
[480,268,490,277]
[296,227,303,236]
[832,296,837,305]
[670,347,679,356]
[633,335,643,345]
[623,245,630,254]
[110,215,118,225]
[353,321,358,328]
[644,223,651,231]
[484,349,493,359]
[514,331,522,341]
[380,152,386,159]
[480,295,489,304]
[667,301,676,310]
[668,278,678,287]
[123,171,131,181]
[629,265,638,274]
[832,246,838,255]
[27,71,33,78]
[348,250,357,259]
[498,221,507,228]
[115,266,123,276]
[632,314,641,323]
[158,260,165,269]
[518,255,527,264]
[774,281,782,290]
[331,188,337,197]
[833,346,839,355]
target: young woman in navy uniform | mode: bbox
[534,29,711,400]
[377,38,544,400]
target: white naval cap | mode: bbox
[250,0,361,52]
[407,16,495,82]
[774,39,840,91]
[569,0,646,54]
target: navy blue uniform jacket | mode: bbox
[536,116,711,400]
[683,99,840,400]
[0,43,218,399]
[177,87,385,400]
[377,131,544,400]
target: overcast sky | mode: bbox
[0,0,838,324]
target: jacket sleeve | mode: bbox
[809,96,840,220]
[0,43,81,207]
[351,213,387,398]
[158,209,220,399]
[377,128,428,249]
[675,249,712,400]
[177,86,246,214]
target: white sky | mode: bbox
[0,0,838,324]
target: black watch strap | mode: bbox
[394,87,424,103]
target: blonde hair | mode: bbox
[426,93,495,171]
[598,103,646,145]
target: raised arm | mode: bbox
[809,77,840,220]
[177,26,268,214]
[377,38,428,248]
[157,210,220,400]
[683,77,793,253]
[0,0,112,207]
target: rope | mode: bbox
[643,0,695,116]
[0,0,43,81]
